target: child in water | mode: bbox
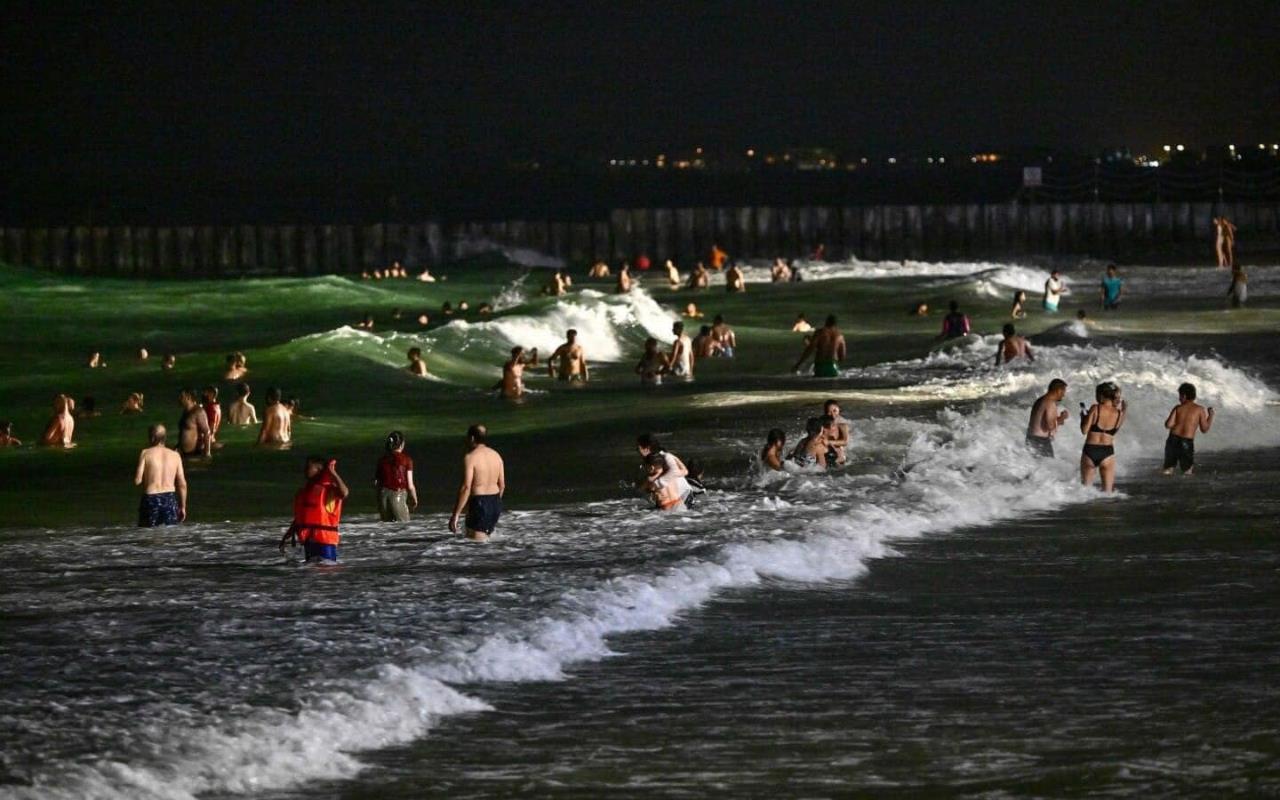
[279,456,350,562]
[761,429,786,471]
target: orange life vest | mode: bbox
[293,475,343,545]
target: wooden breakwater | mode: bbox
[2,201,1277,276]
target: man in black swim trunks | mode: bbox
[449,424,506,542]
[1162,382,1214,475]
[1026,379,1069,457]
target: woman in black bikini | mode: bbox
[1079,381,1126,492]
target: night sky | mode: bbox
[3,1,1279,178]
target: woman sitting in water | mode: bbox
[1011,290,1027,319]
[760,428,786,471]
[1080,381,1126,493]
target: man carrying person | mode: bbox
[995,323,1035,365]
[1162,382,1214,476]
[1025,378,1070,457]
[449,424,506,542]
[822,399,851,465]
[635,434,700,506]
[789,416,832,469]
[177,388,211,458]
[548,329,589,383]
[135,423,187,527]
[793,315,846,377]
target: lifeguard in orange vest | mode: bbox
[279,456,350,562]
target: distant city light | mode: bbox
[1175,144,1185,152]
[1142,160,1160,168]
[927,157,934,164]
[1228,144,1235,150]
[1261,144,1267,150]
[860,157,868,164]
[887,157,897,164]
[695,147,703,155]
[938,157,945,163]
[746,148,755,157]
[1163,145,1171,152]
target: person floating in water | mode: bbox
[0,420,22,447]
[177,388,211,459]
[228,382,257,425]
[710,315,736,357]
[1011,290,1027,319]
[257,387,292,447]
[548,329,589,383]
[995,323,1034,365]
[683,302,703,318]
[669,321,695,380]
[1080,381,1126,492]
[1025,378,1070,457]
[161,353,177,371]
[1227,264,1247,308]
[635,337,669,385]
[760,428,786,471]
[280,456,349,562]
[135,424,187,527]
[201,385,222,449]
[500,346,538,399]
[793,315,846,377]
[1162,382,1214,476]
[823,399,851,465]
[1043,270,1068,312]
[1100,264,1123,310]
[449,424,506,542]
[375,431,418,521]
[407,347,428,377]
[41,394,76,448]
[1213,216,1237,268]
[937,301,970,340]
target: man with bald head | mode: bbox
[135,423,187,527]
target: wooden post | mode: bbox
[50,227,70,273]
[197,227,216,277]
[238,226,257,272]
[29,228,49,270]
[132,227,153,275]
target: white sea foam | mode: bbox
[737,257,1052,293]
[6,341,1277,800]
[453,237,565,269]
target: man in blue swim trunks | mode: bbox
[134,424,187,527]
[449,424,506,542]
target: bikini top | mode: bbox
[1089,411,1120,436]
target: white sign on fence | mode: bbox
[1022,167,1043,188]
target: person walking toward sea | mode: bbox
[449,424,505,542]
[1227,264,1247,308]
[279,456,349,562]
[995,324,1034,365]
[1100,264,1123,310]
[135,424,187,527]
[937,301,970,340]
[228,382,257,425]
[760,428,786,471]
[40,395,76,448]
[1214,217,1237,267]
[1080,381,1126,492]
[1043,269,1068,312]
[375,431,418,521]
[793,315,846,377]
[1026,378,1070,457]
[1162,383,1214,476]
[257,387,292,446]
[548,329,589,383]
[177,389,211,458]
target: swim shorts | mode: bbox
[814,359,839,378]
[1043,301,1059,312]
[138,491,180,527]
[719,346,734,358]
[1163,434,1195,472]
[1025,434,1054,458]
[303,542,339,562]
[466,494,503,534]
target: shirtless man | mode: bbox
[177,388,212,458]
[710,315,737,357]
[1025,378,1070,457]
[725,263,745,293]
[760,429,786,471]
[257,387,292,446]
[995,324,1035,365]
[692,325,720,359]
[548,329,589,383]
[688,262,710,289]
[616,264,632,294]
[500,346,539,399]
[1162,382,1214,475]
[41,395,76,448]
[793,315,846,377]
[670,321,695,380]
[407,347,428,376]
[228,382,258,425]
[135,424,187,527]
[822,399,851,465]
[449,424,506,541]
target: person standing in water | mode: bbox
[375,431,418,521]
[201,386,222,449]
[1025,378,1070,457]
[135,424,187,527]
[1100,264,1124,310]
[228,382,258,426]
[725,263,746,293]
[937,301,970,340]
[760,428,787,471]
[615,264,632,293]
[1043,269,1068,312]
[499,346,539,399]
[548,329,589,383]
[1010,290,1027,319]
[710,315,737,357]
[793,315,846,377]
[406,347,428,376]
[635,337,669,385]
[644,453,687,511]
[687,262,710,289]
[1214,217,1237,268]
[823,399,851,465]
[789,416,832,469]
[635,434,697,503]
[995,323,1035,365]
[1227,264,1247,308]
[669,321,695,380]
[257,387,292,446]
[1080,381,1126,492]
[449,424,506,542]
[280,456,350,562]
[40,395,76,448]
[177,389,211,458]
[1162,382,1214,476]
[0,421,22,447]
